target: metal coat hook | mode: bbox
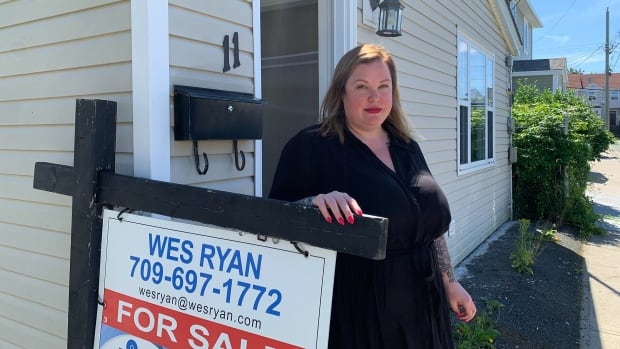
[193,141,209,175]
[233,140,245,171]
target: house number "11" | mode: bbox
[223,32,241,72]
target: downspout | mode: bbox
[507,59,515,221]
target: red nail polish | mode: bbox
[347,216,355,224]
[356,209,363,216]
[326,216,333,224]
[337,217,345,225]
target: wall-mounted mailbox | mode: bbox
[174,85,263,141]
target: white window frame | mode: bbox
[588,91,597,101]
[611,90,619,100]
[457,32,496,175]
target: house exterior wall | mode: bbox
[512,4,528,57]
[358,0,514,264]
[558,73,566,91]
[0,1,132,347]
[168,0,257,195]
[573,86,620,109]
[568,74,620,133]
[511,0,540,60]
[0,0,256,347]
[573,87,620,128]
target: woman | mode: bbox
[269,44,476,348]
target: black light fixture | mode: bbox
[370,0,404,37]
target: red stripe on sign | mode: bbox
[101,288,303,349]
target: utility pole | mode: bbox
[605,7,610,130]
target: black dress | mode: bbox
[269,125,455,349]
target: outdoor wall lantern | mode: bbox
[370,0,405,37]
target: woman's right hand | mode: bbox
[310,191,363,225]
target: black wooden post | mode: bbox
[67,99,117,349]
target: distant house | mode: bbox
[508,0,542,60]
[512,58,568,92]
[568,73,620,135]
[506,2,569,95]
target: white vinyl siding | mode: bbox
[169,0,257,195]
[358,0,512,264]
[0,1,131,347]
[1,1,259,346]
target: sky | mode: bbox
[529,0,620,73]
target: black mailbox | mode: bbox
[174,85,263,141]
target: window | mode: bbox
[611,90,619,100]
[458,35,495,172]
[588,91,596,101]
[509,0,517,17]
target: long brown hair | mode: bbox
[319,44,411,143]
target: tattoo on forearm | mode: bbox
[435,236,456,283]
[296,196,315,206]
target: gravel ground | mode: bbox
[455,221,584,349]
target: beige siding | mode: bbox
[1,1,257,345]
[358,0,513,263]
[169,0,257,194]
[0,0,132,346]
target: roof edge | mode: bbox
[488,0,520,55]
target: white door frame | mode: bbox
[131,0,171,181]
[254,0,357,197]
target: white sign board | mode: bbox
[94,209,336,349]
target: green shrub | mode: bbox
[511,84,615,238]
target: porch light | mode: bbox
[370,0,404,37]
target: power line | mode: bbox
[572,45,606,69]
[533,0,578,44]
[609,36,620,70]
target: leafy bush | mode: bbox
[511,84,615,238]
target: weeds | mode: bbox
[453,297,504,349]
[509,219,554,275]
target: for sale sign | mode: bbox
[94,209,336,349]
